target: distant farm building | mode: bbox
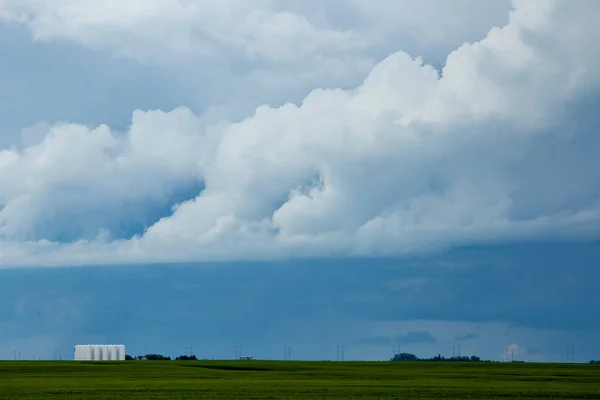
[74,344,126,361]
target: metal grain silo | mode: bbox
[75,344,92,360]
[73,344,126,361]
[92,344,100,361]
[108,345,117,361]
[118,345,126,361]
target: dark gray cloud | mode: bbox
[1,242,599,360]
[397,331,436,345]
[356,331,436,346]
[454,333,481,342]
[344,242,600,331]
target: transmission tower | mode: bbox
[567,345,575,363]
[283,346,292,361]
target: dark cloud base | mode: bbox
[0,241,598,359]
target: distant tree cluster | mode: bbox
[125,353,200,361]
[175,355,198,361]
[589,360,600,364]
[125,354,172,361]
[390,352,491,363]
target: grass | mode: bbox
[0,360,599,399]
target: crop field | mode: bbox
[0,360,599,399]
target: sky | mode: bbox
[0,0,599,362]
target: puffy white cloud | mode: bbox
[0,0,510,62]
[0,107,214,243]
[1,0,360,63]
[0,0,512,108]
[1,0,599,267]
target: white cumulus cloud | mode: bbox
[0,0,599,267]
[0,0,512,107]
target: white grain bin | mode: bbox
[116,345,125,360]
[108,345,117,361]
[92,344,100,360]
[74,344,126,361]
[101,345,108,360]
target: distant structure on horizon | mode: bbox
[74,344,126,361]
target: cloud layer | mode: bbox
[2,243,599,360]
[1,0,599,266]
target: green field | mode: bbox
[0,361,599,399]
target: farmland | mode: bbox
[0,360,599,399]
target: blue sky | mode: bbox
[0,0,599,362]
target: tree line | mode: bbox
[126,354,198,361]
[391,352,499,363]
[124,352,600,363]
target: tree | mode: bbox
[391,352,419,362]
[175,355,198,361]
[143,354,171,360]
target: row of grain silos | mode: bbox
[74,344,126,361]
